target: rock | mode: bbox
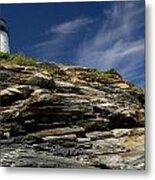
[0,57,145,169]
[37,93,53,103]
[6,87,22,94]
[55,80,75,88]
[33,126,85,137]
[112,129,132,138]
[43,134,77,142]
[32,88,51,96]
[78,85,105,96]
[0,110,12,122]
[0,85,34,106]
[0,147,92,168]
[0,70,12,82]
[3,132,10,139]
[26,73,55,89]
[21,135,44,145]
[85,128,145,169]
[107,108,144,128]
[76,138,91,143]
[13,85,35,97]
[86,131,113,140]
[76,118,110,132]
[111,127,144,138]
[113,83,130,89]
[92,138,125,155]
[10,124,26,136]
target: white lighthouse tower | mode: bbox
[0,18,10,53]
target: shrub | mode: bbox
[128,82,144,94]
[131,86,144,94]
[103,68,122,79]
[0,52,10,60]
[9,53,37,66]
[88,68,122,79]
[0,52,38,66]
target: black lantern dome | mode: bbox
[0,18,9,35]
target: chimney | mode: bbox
[0,18,10,53]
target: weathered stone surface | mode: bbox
[26,73,55,89]
[0,147,93,168]
[86,131,113,140]
[0,58,145,169]
[0,88,22,106]
[43,134,77,142]
[0,70,12,82]
[33,126,85,137]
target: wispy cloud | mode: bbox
[48,17,95,34]
[32,1,144,86]
[76,1,144,86]
[33,17,95,61]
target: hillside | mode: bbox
[0,53,145,169]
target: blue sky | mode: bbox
[0,1,145,87]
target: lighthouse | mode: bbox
[0,18,10,53]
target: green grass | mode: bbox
[88,68,122,79]
[0,52,67,76]
[0,52,122,81]
[128,82,144,94]
[131,86,144,94]
[0,52,38,66]
[38,62,66,76]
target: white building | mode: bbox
[0,18,10,53]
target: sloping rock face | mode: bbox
[0,58,145,169]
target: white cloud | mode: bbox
[76,1,144,86]
[33,17,95,59]
[47,17,95,34]
[32,1,144,86]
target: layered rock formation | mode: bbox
[0,53,145,169]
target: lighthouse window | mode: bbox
[0,25,6,32]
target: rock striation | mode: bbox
[0,53,145,169]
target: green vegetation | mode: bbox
[104,68,122,78]
[0,52,65,75]
[39,62,66,76]
[131,86,144,94]
[0,52,68,79]
[0,52,38,66]
[128,82,144,94]
[88,68,122,79]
